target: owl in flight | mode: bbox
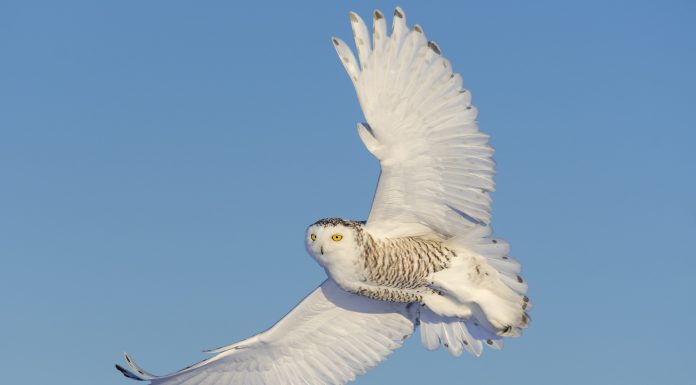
[117,7,530,385]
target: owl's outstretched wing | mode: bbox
[116,279,416,385]
[333,8,495,237]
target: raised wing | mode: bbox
[116,279,416,385]
[333,8,495,237]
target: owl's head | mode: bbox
[305,218,365,267]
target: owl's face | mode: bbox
[305,218,363,271]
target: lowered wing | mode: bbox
[116,279,416,385]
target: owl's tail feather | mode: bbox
[419,225,531,356]
[419,307,504,357]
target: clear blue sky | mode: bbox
[1,1,694,384]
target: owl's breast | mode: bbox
[360,235,455,290]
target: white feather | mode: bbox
[349,12,371,70]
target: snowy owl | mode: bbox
[117,7,530,385]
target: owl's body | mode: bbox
[306,218,530,337]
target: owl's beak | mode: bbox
[320,245,324,255]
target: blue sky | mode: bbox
[1,1,694,384]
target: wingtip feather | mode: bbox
[394,6,405,19]
[115,364,145,381]
[331,36,361,83]
[348,11,372,69]
[427,41,441,55]
[391,6,407,38]
[123,352,157,380]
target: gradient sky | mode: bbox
[1,1,695,384]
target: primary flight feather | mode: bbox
[117,7,530,385]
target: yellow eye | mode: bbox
[331,234,343,241]
[310,233,317,241]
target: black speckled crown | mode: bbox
[311,218,366,229]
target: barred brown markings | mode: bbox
[359,233,455,299]
[357,286,422,303]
